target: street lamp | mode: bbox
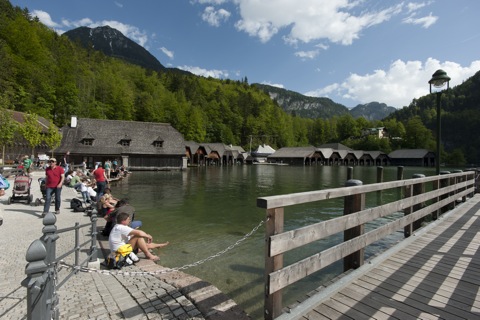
[429,69,450,175]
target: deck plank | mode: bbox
[280,195,480,320]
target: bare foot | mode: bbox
[147,254,160,261]
[147,241,169,250]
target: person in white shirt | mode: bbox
[108,212,168,261]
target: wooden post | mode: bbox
[347,167,353,180]
[404,182,413,237]
[412,174,425,231]
[343,179,365,272]
[397,166,404,199]
[377,166,383,204]
[451,170,465,203]
[440,171,451,214]
[264,207,284,320]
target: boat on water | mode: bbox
[253,161,288,166]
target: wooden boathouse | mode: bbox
[258,169,480,319]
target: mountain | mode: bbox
[254,84,395,120]
[349,102,396,121]
[253,84,349,119]
[64,26,166,71]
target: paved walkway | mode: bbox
[0,171,250,320]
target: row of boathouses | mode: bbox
[5,116,436,170]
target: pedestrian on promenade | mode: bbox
[23,155,33,174]
[109,212,169,261]
[42,158,65,216]
[93,163,108,199]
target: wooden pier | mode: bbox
[258,170,480,320]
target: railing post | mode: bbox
[343,179,365,272]
[23,240,48,320]
[39,212,60,319]
[451,170,464,203]
[89,211,99,263]
[412,174,425,231]
[440,171,451,214]
[264,207,284,320]
[377,166,383,204]
[397,166,404,199]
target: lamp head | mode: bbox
[429,69,450,93]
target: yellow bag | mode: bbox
[117,244,133,257]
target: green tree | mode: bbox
[0,105,18,164]
[44,122,62,157]
[19,113,42,156]
[404,116,434,149]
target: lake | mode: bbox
[110,165,437,319]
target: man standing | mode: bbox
[23,155,32,174]
[42,158,65,216]
[93,163,108,199]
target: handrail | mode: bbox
[259,170,476,319]
[23,211,99,320]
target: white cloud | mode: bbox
[31,10,60,28]
[403,12,438,28]
[202,6,231,27]
[233,0,404,45]
[294,50,319,60]
[178,65,229,78]
[114,1,123,8]
[306,59,480,108]
[261,81,284,89]
[29,11,149,47]
[196,0,227,5]
[160,47,174,59]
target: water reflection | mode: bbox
[110,165,436,319]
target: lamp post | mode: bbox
[428,69,450,175]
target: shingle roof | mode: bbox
[388,149,432,159]
[269,146,316,158]
[55,118,185,156]
[319,143,352,151]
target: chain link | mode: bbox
[59,218,267,276]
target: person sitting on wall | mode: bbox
[109,212,169,261]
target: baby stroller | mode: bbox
[7,173,33,204]
[34,178,55,206]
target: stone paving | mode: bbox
[0,171,250,320]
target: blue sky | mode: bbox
[10,0,480,109]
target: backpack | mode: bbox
[70,198,85,212]
[104,244,138,269]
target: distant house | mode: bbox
[361,151,390,166]
[185,142,246,166]
[361,127,388,139]
[251,144,276,163]
[388,149,435,167]
[55,117,186,170]
[268,146,316,165]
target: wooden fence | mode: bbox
[257,170,476,319]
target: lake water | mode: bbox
[110,165,436,319]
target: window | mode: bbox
[154,141,163,148]
[82,139,93,146]
[121,140,130,147]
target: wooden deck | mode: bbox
[278,193,480,320]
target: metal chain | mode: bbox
[59,218,267,276]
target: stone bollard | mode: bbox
[343,179,365,272]
[347,167,353,180]
[23,239,50,320]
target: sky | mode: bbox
[9,0,480,109]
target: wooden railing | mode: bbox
[257,170,476,319]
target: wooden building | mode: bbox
[55,117,186,171]
[388,149,435,167]
[185,142,246,166]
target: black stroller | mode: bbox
[34,178,55,206]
